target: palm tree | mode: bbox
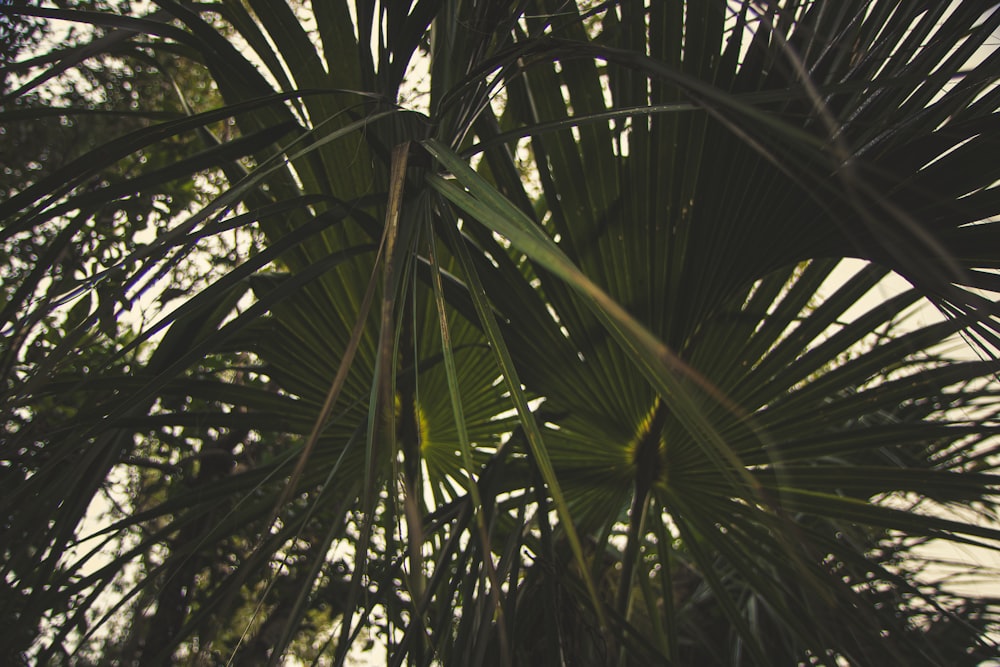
[3,1,1000,664]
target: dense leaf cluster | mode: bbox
[2,2,1000,665]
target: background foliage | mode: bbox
[3,1,1000,665]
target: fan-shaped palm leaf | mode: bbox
[2,1,1000,665]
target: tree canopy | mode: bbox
[2,1,1000,665]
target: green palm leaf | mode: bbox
[2,1,1000,665]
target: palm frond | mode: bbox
[2,1,1000,665]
